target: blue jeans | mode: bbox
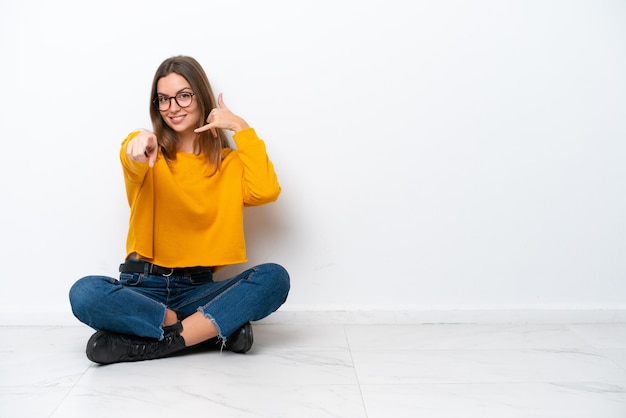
[69,263,290,342]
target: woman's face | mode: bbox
[156,72,202,136]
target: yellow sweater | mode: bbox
[120,127,281,268]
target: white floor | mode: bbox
[2,323,626,418]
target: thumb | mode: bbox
[146,134,158,167]
[217,92,229,110]
[148,149,157,168]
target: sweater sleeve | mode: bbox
[119,131,155,260]
[232,127,281,206]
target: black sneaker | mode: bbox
[86,322,186,364]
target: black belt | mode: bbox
[119,260,213,277]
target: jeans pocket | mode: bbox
[119,272,143,286]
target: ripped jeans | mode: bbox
[69,262,290,342]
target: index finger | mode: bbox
[194,123,213,134]
[194,122,218,138]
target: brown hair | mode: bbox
[149,56,230,175]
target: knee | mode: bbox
[258,263,290,300]
[69,275,113,314]
[69,276,94,305]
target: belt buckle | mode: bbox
[148,263,174,277]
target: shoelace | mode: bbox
[124,335,176,359]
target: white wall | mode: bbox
[1,0,625,324]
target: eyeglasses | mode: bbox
[153,91,195,111]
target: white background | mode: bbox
[0,0,625,324]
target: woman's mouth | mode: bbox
[170,115,185,124]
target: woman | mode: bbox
[69,55,290,365]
